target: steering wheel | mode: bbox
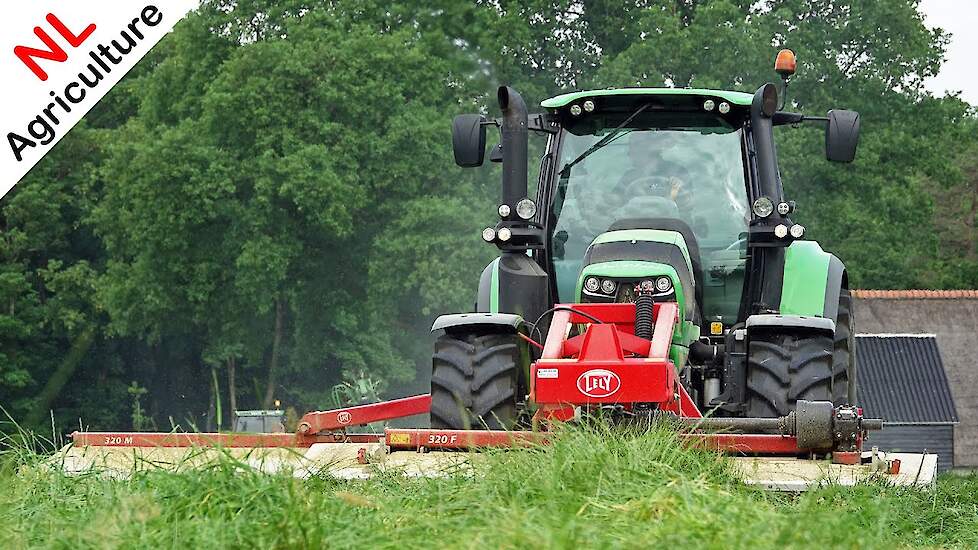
[622,175,685,201]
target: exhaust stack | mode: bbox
[497,86,528,209]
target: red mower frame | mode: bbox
[529,302,700,423]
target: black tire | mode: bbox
[746,330,833,417]
[832,289,858,405]
[430,332,524,430]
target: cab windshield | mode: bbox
[549,112,750,323]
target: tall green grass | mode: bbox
[2,425,977,549]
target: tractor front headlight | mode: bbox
[774,224,789,238]
[640,279,655,292]
[497,227,512,241]
[516,198,536,220]
[655,276,672,292]
[584,276,600,293]
[481,227,496,242]
[584,277,601,293]
[583,100,595,112]
[498,204,511,218]
[570,104,583,116]
[790,224,805,238]
[752,197,774,218]
[601,279,617,295]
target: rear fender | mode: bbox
[779,241,847,323]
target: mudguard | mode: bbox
[476,257,500,313]
[778,241,847,322]
[746,314,835,334]
[430,312,524,334]
[475,252,549,324]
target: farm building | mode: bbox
[856,335,958,471]
[854,290,978,469]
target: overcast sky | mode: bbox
[920,0,978,105]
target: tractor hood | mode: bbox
[587,229,695,277]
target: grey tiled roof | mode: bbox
[853,289,978,299]
[856,335,959,424]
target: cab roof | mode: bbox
[541,88,754,109]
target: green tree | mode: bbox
[91,4,497,417]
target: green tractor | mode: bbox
[431,51,860,430]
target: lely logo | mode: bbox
[576,369,621,398]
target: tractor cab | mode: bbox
[544,90,754,331]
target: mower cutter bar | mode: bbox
[71,428,548,451]
[71,431,383,448]
[70,429,808,456]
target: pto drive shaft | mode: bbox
[672,400,883,451]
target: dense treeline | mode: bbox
[1,0,975,431]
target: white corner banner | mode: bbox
[1,2,198,197]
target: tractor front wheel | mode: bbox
[430,332,524,430]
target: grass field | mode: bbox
[2,426,977,549]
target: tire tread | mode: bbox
[430,332,522,430]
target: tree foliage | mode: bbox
[1,0,975,430]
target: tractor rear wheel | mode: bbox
[430,332,524,430]
[832,289,857,405]
[746,330,833,417]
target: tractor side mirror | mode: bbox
[825,110,860,163]
[452,114,487,167]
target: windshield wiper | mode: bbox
[559,103,651,176]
